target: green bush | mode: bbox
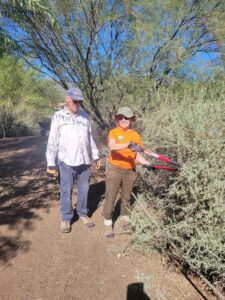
[0,106,27,138]
[131,78,225,289]
[0,56,64,138]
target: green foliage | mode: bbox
[123,0,224,82]
[0,56,62,138]
[130,77,225,288]
[0,0,54,56]
[204,1,225,65]
[0,0,225,288]
[1,0,131,127]
[1,0,224,126]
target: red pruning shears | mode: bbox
[143,164,178,172]
[143,148,179,171]
[129,142,180,172]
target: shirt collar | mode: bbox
[64,106,80,117]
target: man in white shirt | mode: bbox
[46,88,99,233]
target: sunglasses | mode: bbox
[116,115,132,121]
[72,100,82,104]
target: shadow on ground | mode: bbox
[0,136,59,266]
[127,282,151,300]
[88,180,105,216]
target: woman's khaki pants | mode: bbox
[102,163,137,220]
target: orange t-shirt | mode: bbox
[108,127,143,169]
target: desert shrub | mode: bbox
[0,104,36,138]
[0,56,63,138]
[130,78,225,289]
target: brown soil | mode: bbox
[0,136,216,300]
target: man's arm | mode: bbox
[88,122,99,160]
[46,115,60,167]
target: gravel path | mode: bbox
[0,137,214,300]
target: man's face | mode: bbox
[66,96,81,114]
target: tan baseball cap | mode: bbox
[114,107,134,118]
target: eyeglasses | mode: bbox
[116,115,132,121]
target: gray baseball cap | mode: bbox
[66,88,84,101]
[115,107,135,118]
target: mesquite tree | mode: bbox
[1,0,225,126]
[1,0,131,127]
[124,0,225,85]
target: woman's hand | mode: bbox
[128,142,143,152]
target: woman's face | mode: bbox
[116,115,132,130]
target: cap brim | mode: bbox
[66,92,83,101]
[114,113,134,118]
[72,97,83,101]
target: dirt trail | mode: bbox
[0,137,215,300]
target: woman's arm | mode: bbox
[108,137,129,151]
[135,152,150,165]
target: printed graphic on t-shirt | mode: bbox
[118,135,124,141]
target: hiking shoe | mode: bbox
[104,225,114,238]
[61,221,71,233]
[80,216,95,228]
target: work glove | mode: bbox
[128,141,143,153]
[47,166,59,178]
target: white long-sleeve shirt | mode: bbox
[46,107,99,167]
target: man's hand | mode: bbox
[94,159,101,170]
[47,166,59,178]
[128,141,143,153]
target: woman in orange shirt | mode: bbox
[102,107,151,238]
